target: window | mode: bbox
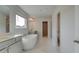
[16,15,26,28]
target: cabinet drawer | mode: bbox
[15,36,22,42]
[0,39,15,50]
[0,48,8,53]
[9,41,23,53]
[75,43,79,52]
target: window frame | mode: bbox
[16,14,26,28]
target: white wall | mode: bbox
[28,16,52,39]
[0,13,6,33]
[52,6,75,52]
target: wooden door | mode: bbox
[6,16,9,33]
[42,21,48,37]
[57,13,60,47]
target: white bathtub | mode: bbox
[22,34,38,50]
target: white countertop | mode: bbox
[0,33,23,43]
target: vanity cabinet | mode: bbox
[9,41,23,53]
[0,38,15,51]
[0,36,23,53]
[75,43,79,52]
[0,48,8,53]
[9,37,23,53]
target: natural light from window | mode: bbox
[16,15,26,28]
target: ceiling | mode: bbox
[19,5,56,17]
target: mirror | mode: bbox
[0,5,10,33]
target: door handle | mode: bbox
[74,40,79,44]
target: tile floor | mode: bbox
[23,37,60,53]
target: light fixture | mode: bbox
[29,16,36,22]
[29,18,33,21]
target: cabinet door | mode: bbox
[0,48,8,53]
[0,39,15,50]
[75,43,79,52]
[9,41,23,53]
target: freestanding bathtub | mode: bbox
[22,34,38,50]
